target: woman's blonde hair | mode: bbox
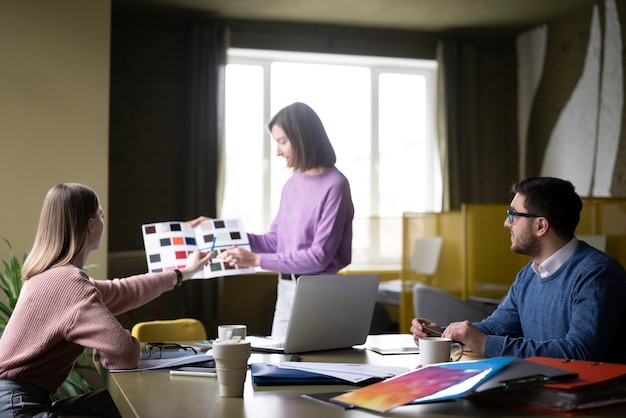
[21,183,99,280]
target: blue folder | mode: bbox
[250,363,384,386]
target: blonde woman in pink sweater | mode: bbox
[0,183,213,418]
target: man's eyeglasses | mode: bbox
[506,209,542,224]
[145,342,197,359]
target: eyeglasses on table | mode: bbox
[144,342,198,359]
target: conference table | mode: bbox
[97,337,626,418]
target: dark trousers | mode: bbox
[0,380,120,418]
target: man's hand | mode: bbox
[410,318,442,344]
[442,320,487,355]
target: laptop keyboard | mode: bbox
[262,341,285,349]
[247,336,286,351]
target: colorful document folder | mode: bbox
[329,357,514,412]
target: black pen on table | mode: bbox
[421,322,443,337]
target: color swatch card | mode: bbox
[142,218,256,279]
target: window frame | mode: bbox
[224,48,440,268]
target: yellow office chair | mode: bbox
[131,318,207,342]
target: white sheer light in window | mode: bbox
[378,72,440,215]
[221,64,266,233]
[222,49,440,268]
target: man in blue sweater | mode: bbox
[411,176,626,363]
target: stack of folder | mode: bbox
[257,355,626,415]
[470,356,626,414]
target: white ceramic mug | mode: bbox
[218,324,247,341]
[418,337,463,366]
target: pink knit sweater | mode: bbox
[0,265,176,393]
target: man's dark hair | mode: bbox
[512,176,582,239]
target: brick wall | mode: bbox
[109,11,188,252]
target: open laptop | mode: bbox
[247,274,380,354]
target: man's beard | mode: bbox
[511,224,541,258]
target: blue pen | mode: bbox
[210,236,217,251]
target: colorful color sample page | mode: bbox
[142,218,256,279]
[330,357,514,413]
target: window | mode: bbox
[221,48,441,269]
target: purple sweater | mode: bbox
[249,166,354,274]
[0,265,176,393]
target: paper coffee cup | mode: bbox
[211,340,251,397]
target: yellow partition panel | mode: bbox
[400,211,464,331]
[401,212,439,283]
[462,204,530,300]
[399,212,436,331]
[577,200,596,233]
[432,211,464,297]
[579,198,626,267]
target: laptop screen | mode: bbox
[250,274,380,353]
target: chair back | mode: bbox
[409,236,443,275]
[413,283,493,326]
[131,318,207,342]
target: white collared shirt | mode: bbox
[533,237,579,278]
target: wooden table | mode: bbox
[98,343,626,418]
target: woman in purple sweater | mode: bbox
[217,102,354,336]
[0,183,213,417]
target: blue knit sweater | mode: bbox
[477,241,626,363]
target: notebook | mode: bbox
[248,274,380,354]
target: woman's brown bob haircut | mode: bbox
[267,102,336,172]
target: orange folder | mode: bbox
[525,356,626,389]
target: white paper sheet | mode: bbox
[276,362,409,383]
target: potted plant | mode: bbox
[0,238,94,400]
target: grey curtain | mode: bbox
[437,40,475,211]
[183,22,229,220]
[436,41,457,212]
[182,22,229,319]
[436,40,518,210]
